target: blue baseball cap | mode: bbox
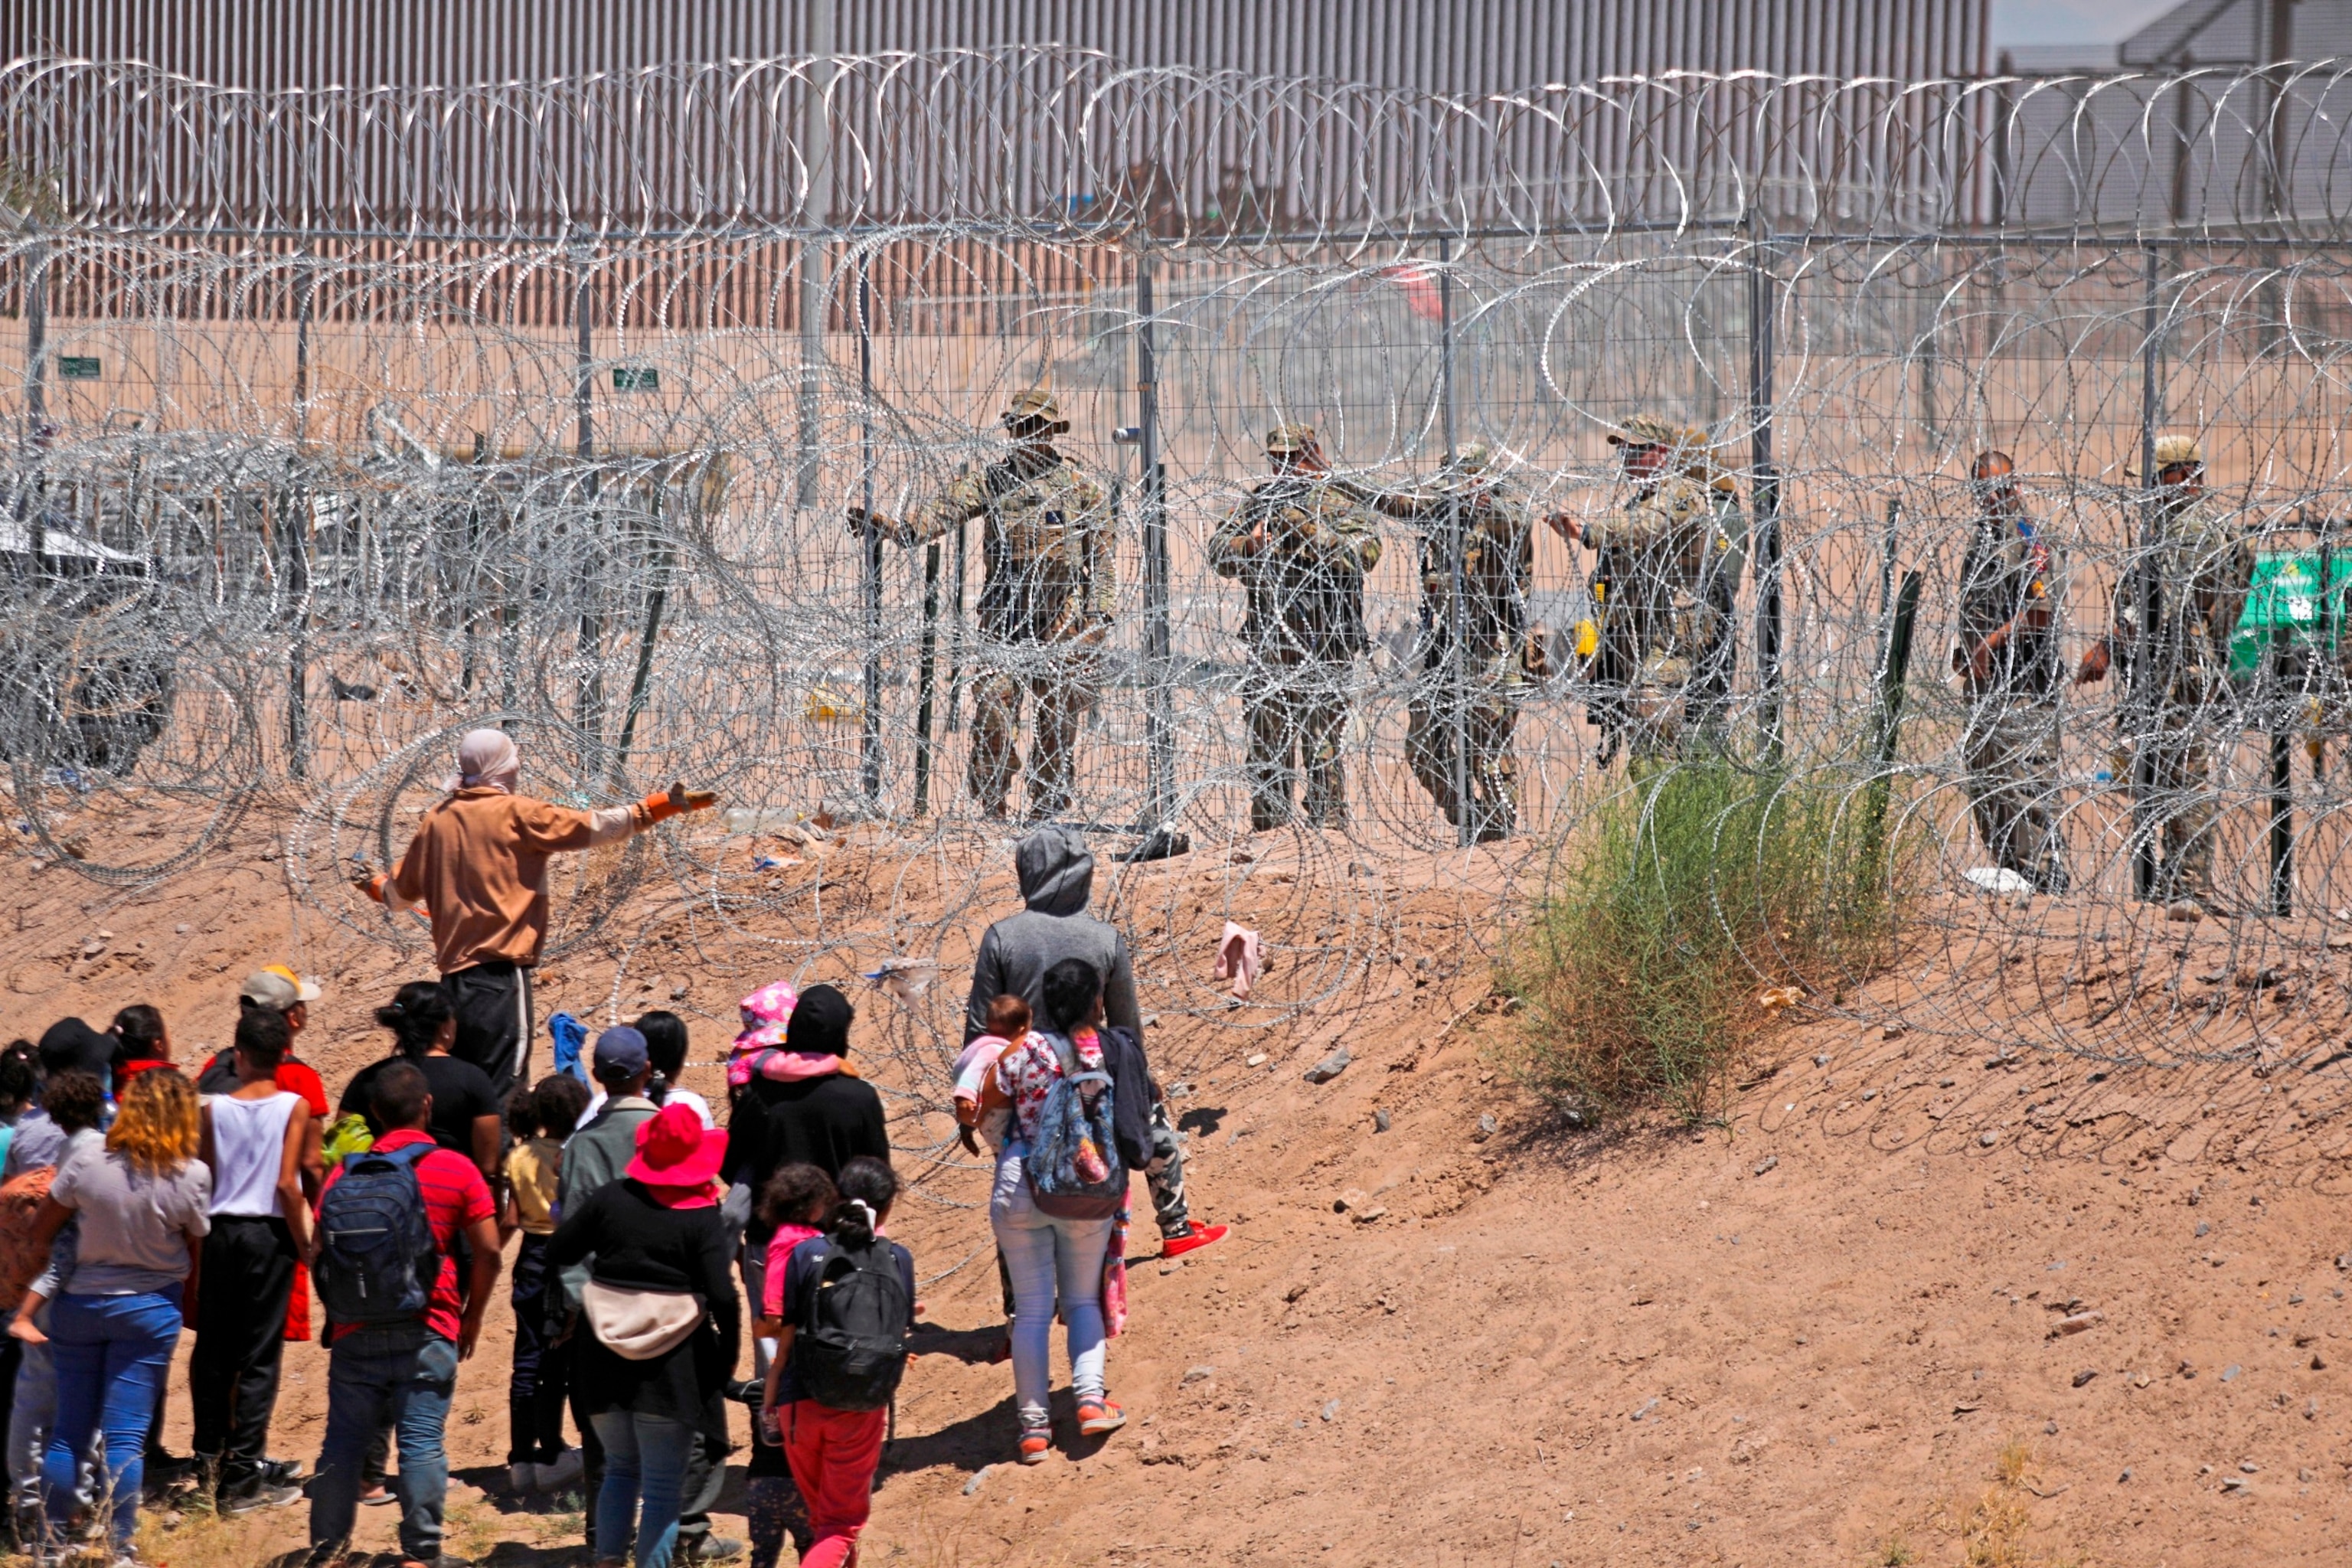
[592,1026,649,1079]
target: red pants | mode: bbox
[784,1399,887,1568]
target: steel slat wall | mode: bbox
[6,1,1988,99]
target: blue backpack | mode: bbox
[1026,1032,1125,1220]
[314,1141,440,1326]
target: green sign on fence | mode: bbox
[612,366,659,392]
[2230,550,2350,673]
[57,356,100,380]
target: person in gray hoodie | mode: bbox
[962,826,1227,1258]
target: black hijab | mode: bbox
[786,984,854,1058]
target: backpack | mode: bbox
[314,1141,440,1327]
[0,1168,57,1308]
[792,1239,911,1412]
[1026,1032,1125,1221]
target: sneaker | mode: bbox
[220,1481,303,1515]
[535,1448,583,1490]
[261,1456,305,1485]
[682,1536,745,1563]
[1076,1398,1127,1437]
[508,1462,538,1492]
[360,1481,397,1506]
[1017,1426,1052,1465]
[1160,1222,1228,1259]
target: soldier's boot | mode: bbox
[967,674,1024,819]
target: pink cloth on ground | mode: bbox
[1214,921,1262,999]
[762,1222,827,1317]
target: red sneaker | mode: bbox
[1018,1426,1053,1465]
[1076,1398,1127,1436]
[1160,1223,1228,1259]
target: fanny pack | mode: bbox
[580,1279,706,1361]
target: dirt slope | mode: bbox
[3,810,2349,1567]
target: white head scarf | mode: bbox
[449,728,521,793]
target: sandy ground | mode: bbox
[2,799,2350,1567]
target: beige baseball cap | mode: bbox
[240,965,322,1010]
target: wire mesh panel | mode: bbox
[15,52,2352,1110]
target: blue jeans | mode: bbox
[44,1290,181,1550]
[590,1410,696,1568]
[988,1152,1113,1429]
[308,1324,459,1563]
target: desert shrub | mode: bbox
[1507,754,1914,1122]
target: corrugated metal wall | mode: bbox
[5,0,1988,94]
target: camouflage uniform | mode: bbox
[1207,426,1384,831]
[2109,442,2252,904]
[1586,415,1743,761]
[1955,498,2068,893]
[891,392,1114,819]
[1360,442,1538,840]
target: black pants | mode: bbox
[506,1234,571,1465]
[189,1214,296,1491]
[446,959,533,1103]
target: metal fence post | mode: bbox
[1439,234,1469,847]
[574,245,605,770]
[285,252,315,779]
[2130,243,2162,903]
[1747,214,1784,762]
[858,256,882,809]
[1137,242,1178,846]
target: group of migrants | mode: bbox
[864,390,2253,909]
[0,726,1222,1568]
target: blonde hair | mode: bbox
[107,1068,201,1177]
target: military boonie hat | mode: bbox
[2154,434,2203,470]
[1607,413,1681,448]
[1001,388,1067,427]
[1265,423,1317,454]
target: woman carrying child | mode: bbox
[978,958,1130,1463]
[501,1073,591,1494]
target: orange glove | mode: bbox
[353,870,389,903]
[642,782,718,825]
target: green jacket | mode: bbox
[556,1093,658,1312]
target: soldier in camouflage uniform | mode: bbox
[851,389,1114,820]
[1952,449,2069,893]
[2076,434,2252,910]
[1547,413,1743,763]
[1355,439,1545,840]
[1206,424,1384,831]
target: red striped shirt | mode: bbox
[319,1128,492,1344]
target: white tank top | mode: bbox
[205,1091,298,1217]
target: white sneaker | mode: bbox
[536,1448,584,1490]
[508,1461,538,1491]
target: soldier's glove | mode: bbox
[1521,632,1553,681]
[353,868,389,903]
[844,506,903,544]
[643,782,719,824]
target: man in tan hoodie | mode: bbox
[358,729,714,1099]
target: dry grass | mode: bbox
[1909,1437,2086,1568]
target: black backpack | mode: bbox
[314,1141,440,1327]
[792,1239,912,1413]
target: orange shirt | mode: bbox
[389,789,646,974]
